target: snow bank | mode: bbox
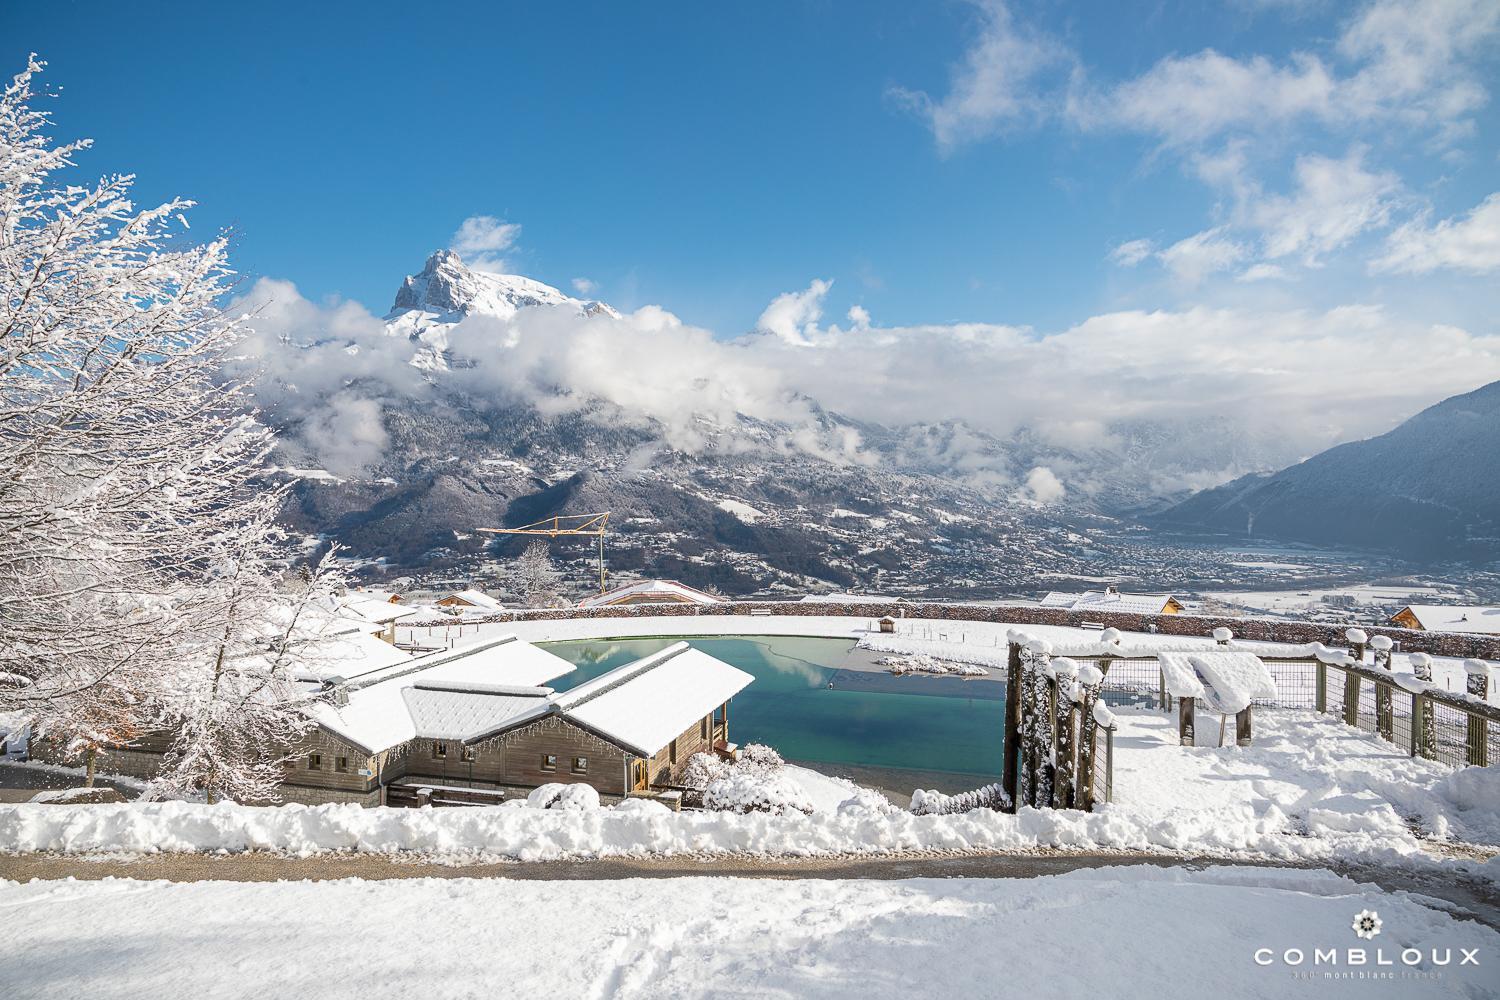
[2,866,1494,999]
[3,710,1493,868]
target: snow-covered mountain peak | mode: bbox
[384,251,621,367]
[389,250,583,320]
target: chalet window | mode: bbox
[335,756,349,773]
[460,747,476,763]
[571,756,588,774]
[307,753,322,770]
[432,742,448,760]
[669,739,677,764]
[541,754,557,771]
[701,718,709,740]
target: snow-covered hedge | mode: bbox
[910,782,1010,816]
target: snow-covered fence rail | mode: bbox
[1313,636,1498,769]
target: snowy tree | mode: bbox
[147,542,345,804]
[509,540,565,607]
[1,57,342,800]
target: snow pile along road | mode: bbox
[2,866,1494,999]
[2,710,1495,868]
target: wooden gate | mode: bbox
[1001,637,1114,811]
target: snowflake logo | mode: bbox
[1352,910,1382,940]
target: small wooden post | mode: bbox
[1342,629,1366,727]
[1178,695,1195,746]
[1052,659,1078,809]
[1235,707,1252,746]
[1037,669,1057,808]
[1075,668,1102,810]
[1315,660,1327,714]
[1372,638,1394,743]
[1465,661,1490,768]
[1001,642,1022,810]
[1411,654,1437,761]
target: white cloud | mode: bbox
[1249,149,1401,264]
[1371,192,1500,274]
[238,273,1500,488]
[1157,228,1250,284]
[450,216,522,272]
[755,279,833,346]
[1092,50,1335,146]
[571,277,598,295]
[1020,466,1066,504]
[1237,263,1289,282]
[1109,239,1156,267]
[889,0,1074,153]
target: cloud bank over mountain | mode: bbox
[231,257,1500,493]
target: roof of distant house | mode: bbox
[1393,605,1500,635]
[438,589,504,610]
[1039,588,1182,615]
[578,579,720,608]
[338,597,419,626]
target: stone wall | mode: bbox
[411,601,1500,660]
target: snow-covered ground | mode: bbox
[4,708,1494,873]
[3,866,1494,999]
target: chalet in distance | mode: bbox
[577,579,720,609]
[1040,586,1184,616]
[36,620,752,809]
[1390,604,1500,635]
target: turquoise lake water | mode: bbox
[540,635,1006,780]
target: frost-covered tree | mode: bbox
[1,57,341,800]
[509,539,565,607]
[147,541,344,804]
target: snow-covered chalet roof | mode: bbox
[1039,589,1181,615]
[306,635,574,754]
[438,589,504,610]
[549,642,753,757]
[338,597,419,626]
[578,579,720,608]
[1394,605,1500,635]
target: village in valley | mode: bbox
[4,4,1500,999]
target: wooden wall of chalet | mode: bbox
[458,717,631,795]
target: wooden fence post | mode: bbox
[1372,637,1394,743]
[1315,659,1327,714]
[1037,665,1057,808]
[1410,653,1436,760]
[1001,641,1022,810]
[1051,658,1078,809]
[1466,660,1490,768]
[1075,664,1103,810]
[1342,629,1367,727]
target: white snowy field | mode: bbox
[3,866,1495,999]
[3,709,1496,872]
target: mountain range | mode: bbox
[1155,379,1500,561]
[258,252,1491,595]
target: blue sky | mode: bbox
[8,1,1500,482]
[11,0,1495,338]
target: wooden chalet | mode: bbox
[577,579,719,609]
[1390,604,1500,635]
[34,634,752,809]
